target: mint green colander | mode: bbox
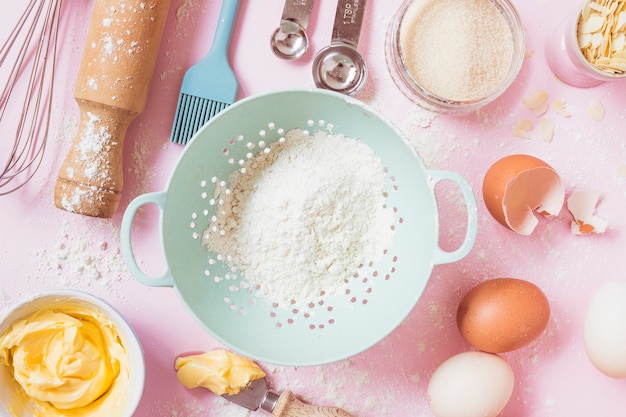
[121,89,477,366]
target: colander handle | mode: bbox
[120,191,175,287]
[428,170,478,265]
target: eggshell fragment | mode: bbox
[567,189,609,234]
[482,154,565,235]
[457,278,550,353]
[428,351,514,417]
[584,280,626,378]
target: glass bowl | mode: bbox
[385,0,526,113]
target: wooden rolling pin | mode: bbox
[54,0,171,218]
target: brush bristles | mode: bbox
[170,93,230,145]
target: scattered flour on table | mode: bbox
[153,397,249,417]
[203,129,395,308]
[0,288,7,313]
[127,124,162,195]
[33,220,127,297]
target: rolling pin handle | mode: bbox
[54,100,137,218]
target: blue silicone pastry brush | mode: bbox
[170,0,240,145]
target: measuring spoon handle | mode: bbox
[281,0,314,28]
[331,0,367,48]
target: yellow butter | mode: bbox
[0,304,130,417]
[175,349,265,395]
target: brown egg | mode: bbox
[482,154,564,235]
[457,278,550,353]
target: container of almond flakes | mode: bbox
[546,0,626,87]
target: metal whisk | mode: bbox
[0,0,62,195]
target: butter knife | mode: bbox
[223,377,354,416]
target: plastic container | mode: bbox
[546,1,626,87]
[0,290,145,417]
[385,0,525,113]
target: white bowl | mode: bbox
[0,290,145,417]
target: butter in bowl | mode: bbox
[0,290,145,417]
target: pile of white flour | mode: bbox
[203,129,395,307]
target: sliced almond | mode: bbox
[522,89,549,116]
[589,1,611,15]
[551,99,572,117]
[591,31,605,48]
[612,33,626,51]
[579,32,593,48]
[587,98,606,121]
[580,13,606,33]
[617,10,626,29]
[514,118,534,139]
[537,118,555,142]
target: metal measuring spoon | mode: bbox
[312,0,367,95]
[270,0,314,60]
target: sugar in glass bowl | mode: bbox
[385,0,526,113]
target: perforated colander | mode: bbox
[121,89,477,366]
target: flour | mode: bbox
[59,112,116,213]
[203,129,395,308]
[32,219,127,299]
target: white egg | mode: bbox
[584,280,626,378]
[427,351,514,417]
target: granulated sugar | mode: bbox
[400,0,514,101]
[203,129,395,308]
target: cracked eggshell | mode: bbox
[584,280,626,378]
[482,154,565,235]
[567,189,609,235]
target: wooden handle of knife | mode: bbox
[272,390,354,417]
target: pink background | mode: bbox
[2,0,626,416]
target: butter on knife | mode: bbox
[175,349,354,416]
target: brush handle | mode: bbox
[54,0,171,218]
[272,391,354,417]
[206,0,241,61]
